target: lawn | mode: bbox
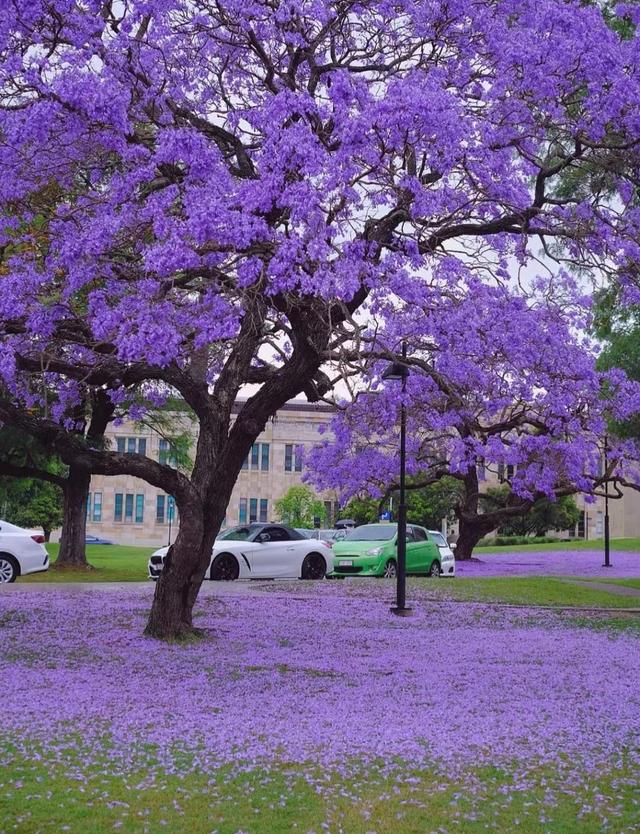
[476,537,640,552]
[1,584,639,833]
[23,543,153,582]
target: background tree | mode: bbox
[0,477,63,542]
[275,485,326,529]
[481,486,581,538]
[2,1,640,633]
[307,282,640,558]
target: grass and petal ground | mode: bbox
[1,580,639,833]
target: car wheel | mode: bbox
[428,560,441,577]
[210,552,240,581]
[383,559,397,578]
[301,552,326,580]
[0,554,19,583]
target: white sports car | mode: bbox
[0,519,49,583]
[148,523,333,581]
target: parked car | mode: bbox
[331,523,443,578]
[427,530,456,576]
[294,528,347,547]
[86,534,115,545]
[0,520,49,583]
[148,523,333,581]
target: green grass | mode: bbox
[22,543,152,583]
[1,749,638,834]
[409,576,640,608]
[578,577,640,590]
[476,537,640,552]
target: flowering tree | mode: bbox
[1,1,640,634]
[306,280,640,558]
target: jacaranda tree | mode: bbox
[1,0,640,634]
[306,279,640,558]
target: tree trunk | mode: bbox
[453,468,497,560]
[43,528,51,542]
[455,515,497,560]
[144,500,224,640]
[56,466,90,569]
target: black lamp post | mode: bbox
[603,435,612,568]
[382,341,412,616]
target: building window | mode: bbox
[242,443,270,471]
[156,495,165,523]
[497,463,505,483]
[125,494,134,522]
[578,510,586,539]
[167,496,176,524]
[249,498,258,523]
[506,464,515,480]
[135,494,144,524]
[239,498,247,524]
[259,498,268,523]
[285,444,303,472]
[477,458,486,481]
[86,492,91,519]
[158,438,177,467]
[114,493,123,522]
[92,493,102,523]
[116,436,146,455]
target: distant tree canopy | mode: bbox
[274,485,326,529]
[340,477,464,530]
[481,486,581,538]
[595,289,640,441]
[0,477,63,541]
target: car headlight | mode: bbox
[365,546,384,557]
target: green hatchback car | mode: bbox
[331,523,442,578]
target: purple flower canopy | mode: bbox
[1,587,639,778]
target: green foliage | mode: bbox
[274,485,326,528]
[480,486,580,537]
[340,477,463,528]
[478,535,575,547]
[594,287,640,439]
[0,425,65,538]
[0,478,63,538]
[338,495,380,524]
[403,477,464,528]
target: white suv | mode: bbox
[0,520,49,583]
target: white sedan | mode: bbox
[148,523,333,581]
[0,520,49,583]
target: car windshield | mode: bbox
[343,524,397,542]
[217,525,263,541]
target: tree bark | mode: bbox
[56,466,91,569]
[144,499,225,639]
[454,515,497,560]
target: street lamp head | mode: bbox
[382,361,409,381]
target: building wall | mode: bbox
[81,401,339,547]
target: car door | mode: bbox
[248,526,297,578]
[408,525,432,573]
[404,526,422,573]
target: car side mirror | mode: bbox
[450,542,456,550]
[257,532,270,543]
